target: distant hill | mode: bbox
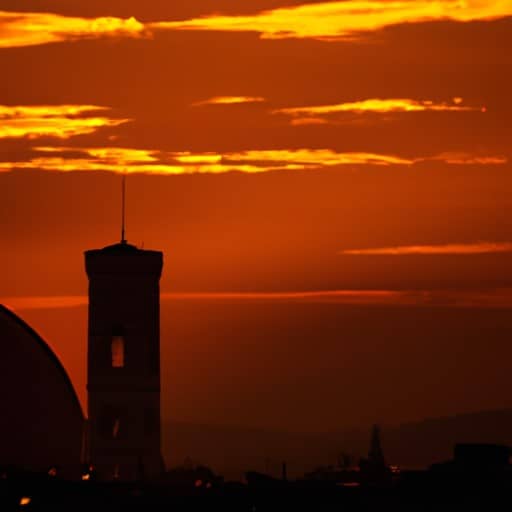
[380,408,512,468]
[163,409,512,479]
[163,421,334,480]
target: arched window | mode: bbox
[111,335,125,368]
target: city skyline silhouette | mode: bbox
[1,0,512,508]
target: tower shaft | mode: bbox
[85,242,164,480]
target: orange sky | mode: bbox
[1,0,512,432]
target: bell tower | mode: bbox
[85,237,164,480]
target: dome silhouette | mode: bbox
[0,305,84,477]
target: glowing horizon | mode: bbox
[5,288,512,311]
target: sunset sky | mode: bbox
[1,1,512,435]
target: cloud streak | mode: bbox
[153,1,512,41]
[340,242,512,255]
[193,96,266,106]
[0,11,146,48]
[428,152,508,165]
[0,146,506,175]
[1,2,511,49]
[0,147,415,175]
[274,98,484,121]
[0,105,129,139]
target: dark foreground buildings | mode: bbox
[85,239,164,480]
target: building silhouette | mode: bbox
[0,305,83,477]
[368,424,386,467]
[359,424,392,485]
[85,238,164,480]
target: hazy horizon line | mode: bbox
[4,288,512,311]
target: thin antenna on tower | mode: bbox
[121,173,127,244]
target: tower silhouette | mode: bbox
[368,424,385,467]
[85,222,164,479]
[359,424,390,486]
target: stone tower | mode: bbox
[85,240,164,480]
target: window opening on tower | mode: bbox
[111,335,125,368]
[113,418,120,439]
